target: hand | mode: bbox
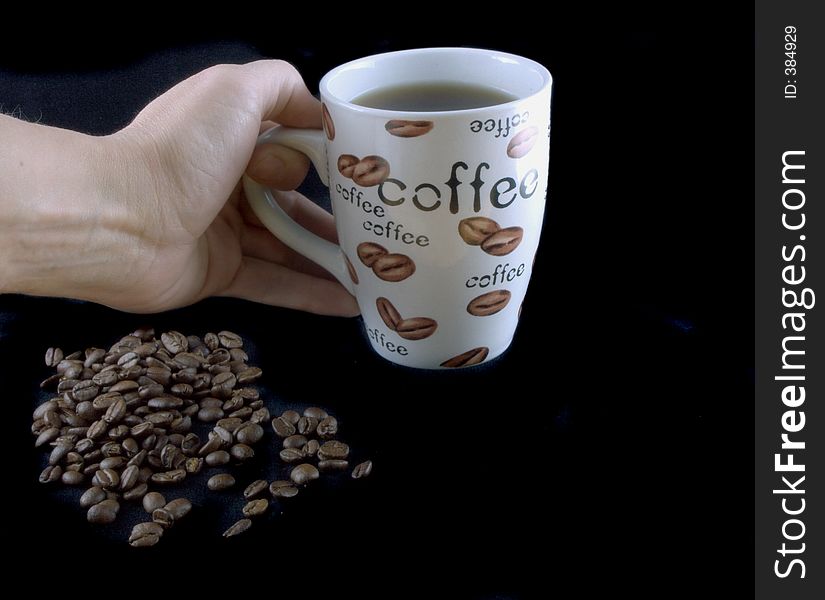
[0,61,359,316]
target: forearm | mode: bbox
[0,115,139,301]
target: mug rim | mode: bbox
[319,47,552,117]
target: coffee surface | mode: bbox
[352,82,517,111]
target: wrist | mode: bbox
[0,118,142,302]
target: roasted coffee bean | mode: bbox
[197,407,224,422]
[214,417,242,434]
[213,426,233,445]
[139,383,165,399]
[458,216,501,246]
[45,347,64,367]
[201,332,218,351]
[147,454,163,469]
[280,448,304,463]
[119,465,139,490]
[185,457,204,474]
[40,373,61,388]
[122,437,139,456]
[211,372,237,397]
[123,483,148,501]
[352,460,373,479]
[170,416,192,433]
[134,342,157,357]
[207,349,231,366]
[107,424,129,440]
[235,422,264,445]
[283,434,307,449]
[217,330,243,349]
[181,433,201,455]
[160,331,188,354]
[72,380,100,402]
[290,464,320,486]
[480,226,523,256]
[103,398,127,424]
[244,479,268,499]
[271,417,296,438]
[152,508,174,528]
[143,492,167,513]
[467,289,512,316]
[49,441,73,465]
[127,450,147,468]
[223,518,252,538]
[302,439,320,457]
[117,351,140,369]
[129,522,163,547]
[303,407,328,420]
[440,346,490,368]
[84,347,106,367]
[61,470,85,485]
[138,467,154,483]
[376,297,402,330]
[165,498,192,520]
[146,366,172,386]
[269,480,299,498]
[75,401,97,421]
[80,486,107,508]
[99,456,126,470]
[83,463,101,476]
[250,407,270,425]
[316,417,338,439]
[344,253,359,284]
[87,499,119,524]
[297,416,318,435]
[242,499,269,518]
[384,119,434,138]
[356,242,388,267]
[100,441,123,457]
[93,468,120,489]
[200,398,223,409]
[229,348,248,363]
[92,370,119,388]
[236,367,262,384]
[173,352,202,369]
[57,378,80,393]
[237,387,259,401]
[151,469,186,484]
[35,427,60,448]
[318,440,350,460]
[319,459,349,472]
[170,383,194,397]
[396,317,438,340]
[206,450,230,466]
[198,435,223,456]
[146,411,175,426]
[506,125,539,158]
[160,444,181,469]
[148,396,183,409]
[228,407,253,420]
[43,410,61,430]
[222,396,244,412]
[337,153,359,178]
[230,444,254,461]
[352,155,390,187]
[33,400,58,421]
[207,473,235,491]
[372,253,416,282]
[110,380,139,394]
[39,464,62,483]
[228,360,248,375]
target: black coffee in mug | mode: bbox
[351,82,518,111]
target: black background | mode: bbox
[0,10,752,597]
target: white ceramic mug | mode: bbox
[244,47,552,369]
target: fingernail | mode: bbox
[247,147,285,182]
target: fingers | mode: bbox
[240,60,322,128]
[221,256,360,317]
[246,142,310,191]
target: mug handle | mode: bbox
[242,126,355,295]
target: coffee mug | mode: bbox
[243,48,552,369]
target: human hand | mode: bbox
[0,61,359,316]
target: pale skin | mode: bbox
[0,60,359,317]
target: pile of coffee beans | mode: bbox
[32,328,372,545]
[221,406,373,538]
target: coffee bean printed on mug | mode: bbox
[458,217,523,257]
[343,253,359,284]
[357,243,415,282]
[467,289,512,317]
[384,119,434,138]
[336,154,390,187]
[440,347,490,368]
[321,103,335,141]
[375,297,437,340]
[506,126,539,158]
